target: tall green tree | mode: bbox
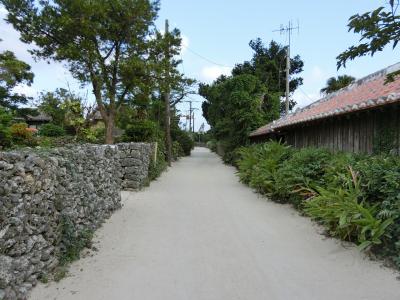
[233,39,304,112]
[337,1,400,81]
[320,75,355,95]
[2,0,160,144]
[0,47,34,109]
[199,74,267,162]
[149,20,195,165]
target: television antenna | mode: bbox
[273,20,300,115]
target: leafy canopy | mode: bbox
[337,1,400,81]
[0,48,34,109]
[199,74,268,161]
[233,39,304,112]
[1,0,160,143]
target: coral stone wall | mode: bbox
[118,143,152,190]
[0,143,152,300]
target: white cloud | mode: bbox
[181,34,189,55]
[201,65,231,82]
[0,5,7,15]
[293,89,320,109]
[13,84,38,98]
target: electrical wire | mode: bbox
[298,86,316,103]
[185,46,234,68]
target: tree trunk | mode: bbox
[105,115,115,145]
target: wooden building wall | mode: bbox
[279,105,400,154]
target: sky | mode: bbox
[1,1,399,131]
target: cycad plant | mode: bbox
[304,166,393,251]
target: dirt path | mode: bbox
[30,147,400,300]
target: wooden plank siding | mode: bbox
[265,104,400,154]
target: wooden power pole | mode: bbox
[164,20,172,166]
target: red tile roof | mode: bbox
[250,63,400,137]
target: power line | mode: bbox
[185,46,234,68]
[298,86,315,103]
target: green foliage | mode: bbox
[232,39,304,112]
[237,141,291,186]
[320,75,356,94]
[0,106,13,126]
[337,1,400,82]
[373,128,397,154]
[77,127,105,144]
[0,49,34,109]
[39,123,66,137]
[199,74,266,162]
[171,126,194,156]
[123,120,158,143]
[272,147,332,207]
[172,140,184,159]
[354,155,400,264]
[206,139,217,152]
[0,107,12,148]
[38,88,86,135]
[200,38,304,161]
[304,168,393,250]
[59,215,94,265]
[0,126,11,148]
[236,141,400,267]
[36,136,55,148]
[147,137,167,182]
[2,0,161,144]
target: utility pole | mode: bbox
[285,34,290,115]
[164,20,172,166]
[192,110,195,133]
[191,108,199,133]
[189,101,192,132]
[181,99,200,132]
[273,20,299,115]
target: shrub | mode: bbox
[236,141,400,267]
[172,141,184,159]
[9,123,37,146]
[0,125,11,148]
[272,147,332,206]
[171,127,194,156]
[36,136,55,148]
[206,139,217,152]
[147,136,167,182]
[59,215,93,265]
[123,120,158,143]
[237,141,291,192]
[304,167,393,250]
[353,155,400,265]
[39,123,66,137]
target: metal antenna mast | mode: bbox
[273,20,299,115]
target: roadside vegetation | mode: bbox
[0,0,195,167]
[200,39,304,163]
[236,141,400,269]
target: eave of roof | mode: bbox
[26,112,52,122]
[250,62,400,137]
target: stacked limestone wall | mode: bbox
[117,143,152,190]
[0,143,152,300]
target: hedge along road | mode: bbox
[30,147,400,300]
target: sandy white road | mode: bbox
[30,147,400,300]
